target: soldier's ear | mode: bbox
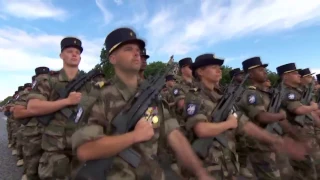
[109,54,116,65]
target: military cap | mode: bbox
[165,74,175,81]
[18,86,24,91]
[276,63,300,76]
[61,37,83,53]
[242,57,268,73]
[24,83,32,88]
[192,54,224,77]
[14,91,18,95]
[298,68,314,77]
[35,66,50,76]
[105,27,145,55]
[178,57,192,68]
[316,74,320,82]
[141,47,150,59]
[32,75,36,81]
[229,68,244,78]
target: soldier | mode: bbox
[6,92,17,148]
[276,63,320,180]
[14,67,50,180]
[184,54,307,180]
[229,68,253,178]
[139,47,149,80]
[161,74,176,106]
[26,37,91,179]
[71,27,212,180]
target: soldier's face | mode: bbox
[166,80,175,87]
[235,73,244,82]
[302,76,313,84]
[264,80,271,87]
[202,65,221,83]
[181,65,192,77]
[251,67,267,82]
[287,71,301,84]
[111,43,141,72]
[60,47,81,67]
[140,56,147,70]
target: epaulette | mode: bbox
[248,86,256,90]
[94,80,111,88]
[189,87,200,92]
[49,70,60,76]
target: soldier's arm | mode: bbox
[283,91,317,115]
[171,85,186,109]
[26,75,71,116]
[73,92,136,161]
[240,90,284,123]
[13,93,35,119]
[184,93,233,138]
[163,102,209,179]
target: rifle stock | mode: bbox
[74,56,180,180]
[191,74,248,158]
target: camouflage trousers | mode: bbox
[11,121,20,150]
[23,134,42,180]
[248,151,281,180]
[289,155,317,180]
[235,135,249,168]
[38,151,71,180]
[314,127,320,147]
[276,152,295,180]
[6,119,12,144]
[16,126,24,159]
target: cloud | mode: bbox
[0,26,104,100]
[0,0,67,20]
[95,0,113,24]
[144,0,320,56]
[114,0,123,6]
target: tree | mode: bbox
[266,69,279,85]
[144,61,167,77]
[0,96,12,106]
[100,48,115,79]
[220,65,233,85]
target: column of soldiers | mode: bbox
[1,26,320,180]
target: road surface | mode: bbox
[0,112,23,180]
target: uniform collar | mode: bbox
[112,75,139,101]
[58,68,81,82]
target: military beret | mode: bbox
[276,63,300,76]
[141,47,150,59]
[35,66,50,76]
[229,68,244,78]
[61,37,83,53]
[298,68,314,77]
[191,54,224,78]
[18,86,24,91]
[105,27,145,55]
[316,74,320,83]
[165,74,175,81]
[24,83,32,88]
[178,57,192,68]
[32,75,36,81]
[242,57,268,73]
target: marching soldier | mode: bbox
[161,74,176,107]
[71,27,212,180]
[183,54,307,179]
[276,63,320,179]
[139,47,149,80]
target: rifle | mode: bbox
[37,61,107,126]
[191,74,248,159]
[265,80,285,135]
[293,80,315,127]
[74,56,180,180]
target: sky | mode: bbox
[1,0,320,100]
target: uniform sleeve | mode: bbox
[235,112,250,133]
[14,92,28,107]
[184,92,207,131]
[171,84,186,103]
[27,75,51,101]
[161,101,180,136]
[282,91,302,113]
[72,90,109,151]
[239,90,266,120]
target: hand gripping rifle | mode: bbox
[74,56,180,180]
[37,61,107,126]
[265,80,285,135]
[293,80,315,127]
[191,74,248,159]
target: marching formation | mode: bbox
[1,27,320,180]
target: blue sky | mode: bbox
[1,0,320,100]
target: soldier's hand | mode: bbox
[226,114,238,129]
[133,118,154,143]
[274,136,307,161]
[310,102,319,110]
[67,92,82,105]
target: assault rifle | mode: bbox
[266,80,284,135]
[293,80,315,127]
[191,74,248,159]
[37,61,107,126]
[74,56,180,180]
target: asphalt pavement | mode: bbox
[0,112,23,180]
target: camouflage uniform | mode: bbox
[161,86,174,105]
[11,94,22,155]
[281,85,318,180]
[71,76,181,180]
[184,82,250,180]
[237,85,282,180]
[27,69,100,180]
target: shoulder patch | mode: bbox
[287,93,295,100]
[173,88,179,95]
[186,103,198,116]
[248,86,256,90]
[247,94,256,104]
